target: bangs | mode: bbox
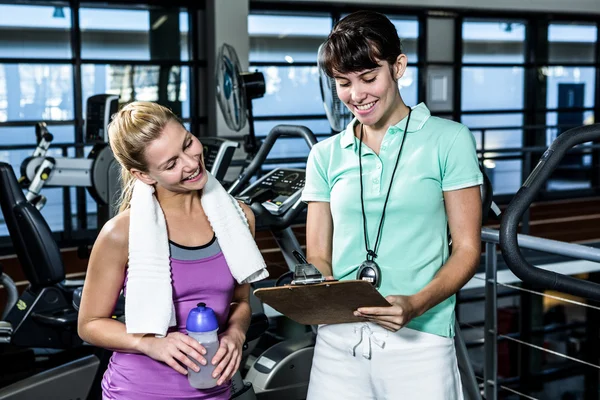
[319,33,383,77]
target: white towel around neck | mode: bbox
[125,172,268,337]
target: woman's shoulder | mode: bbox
[308,132,346,164]
[97,210,130,248]
[425,115,469,136]
[236,200,255,227]
[313,131,344,151]
[421,117,476,152]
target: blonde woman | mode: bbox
[78,102,254,399]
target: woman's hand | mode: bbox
[137,332,207,375]
[354,295,419,332]
[211,326,246,385]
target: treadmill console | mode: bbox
[237,168,305,215]
[201,137,238,182]
[85,94,119,144]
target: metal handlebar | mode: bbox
[1,271,18,320]
[499,123,600,301]
[32,122,54,158]
[228,124,318,195]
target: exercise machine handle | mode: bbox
[228,124,317,195]
[499,123,600,300]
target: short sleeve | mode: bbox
[301,146,331,202]
[442,126,483,191]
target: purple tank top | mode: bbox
[101,236,235,400]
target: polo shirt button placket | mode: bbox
[372,176,380,193]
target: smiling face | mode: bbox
[133,119,208,193]
[333,55,407,129]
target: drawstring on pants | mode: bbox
[349,323,386,359]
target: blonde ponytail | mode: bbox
[117,168,137,212]
[107,101,180,214]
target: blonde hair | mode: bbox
[107,101,182,212]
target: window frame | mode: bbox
[0,0,207,253]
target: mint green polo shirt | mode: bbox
[301,103,483,337]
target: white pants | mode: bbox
[307,322,463,400]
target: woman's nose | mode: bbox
[351,86,367,103]
[182,152,197,170]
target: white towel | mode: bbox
[125,172,269,337]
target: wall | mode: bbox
[256,0,600,15]
[205,0,250,139]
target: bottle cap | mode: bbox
[186,302,219,333]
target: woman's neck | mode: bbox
[155,188,202,216]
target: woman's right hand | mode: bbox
[138,332,207,375]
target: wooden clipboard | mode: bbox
[253,280,391,325]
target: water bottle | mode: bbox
[186,302,220,389]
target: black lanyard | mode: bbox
[358,107,412,262]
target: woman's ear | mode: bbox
[393,54,408,81]
[130,169,156,186]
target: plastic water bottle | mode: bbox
[186,302,220,389]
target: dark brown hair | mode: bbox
[319,10,402,77]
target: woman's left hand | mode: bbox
[211,327,246,385]
[354,295,419,332]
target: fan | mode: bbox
[215,43,265,155]
[318,44,353,133]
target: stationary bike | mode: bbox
[0,161,100,399]
[228,124,319,400]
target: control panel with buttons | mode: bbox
[237,168,306,215]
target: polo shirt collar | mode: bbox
[339,102,431,149]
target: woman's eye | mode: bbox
[338,82,350,88]
[364,77,376,83]
[166,162,176,170]
[185,139,192,149]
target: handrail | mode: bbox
[0,142,90,151]
[477,143,600,154]
[499,123,600,301]
[483,227,600,263]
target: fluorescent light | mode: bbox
[152,15,168,30]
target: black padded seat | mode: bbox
[0,162,65,287]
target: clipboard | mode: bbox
[253,280,391,325]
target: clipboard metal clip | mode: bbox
[292,250,325,285]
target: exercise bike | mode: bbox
[19,95,239,224]
[0,160,100,399]
[227,124,319,400]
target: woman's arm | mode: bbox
[210,282,251,385]
[356,186,482,331]
[410,185,481,315]
[211,202,255,384]
[305,202,334,277]
[227,201,255,336]
[77,212,207,375]
[238,201,256,237]
[77,212,144,352]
